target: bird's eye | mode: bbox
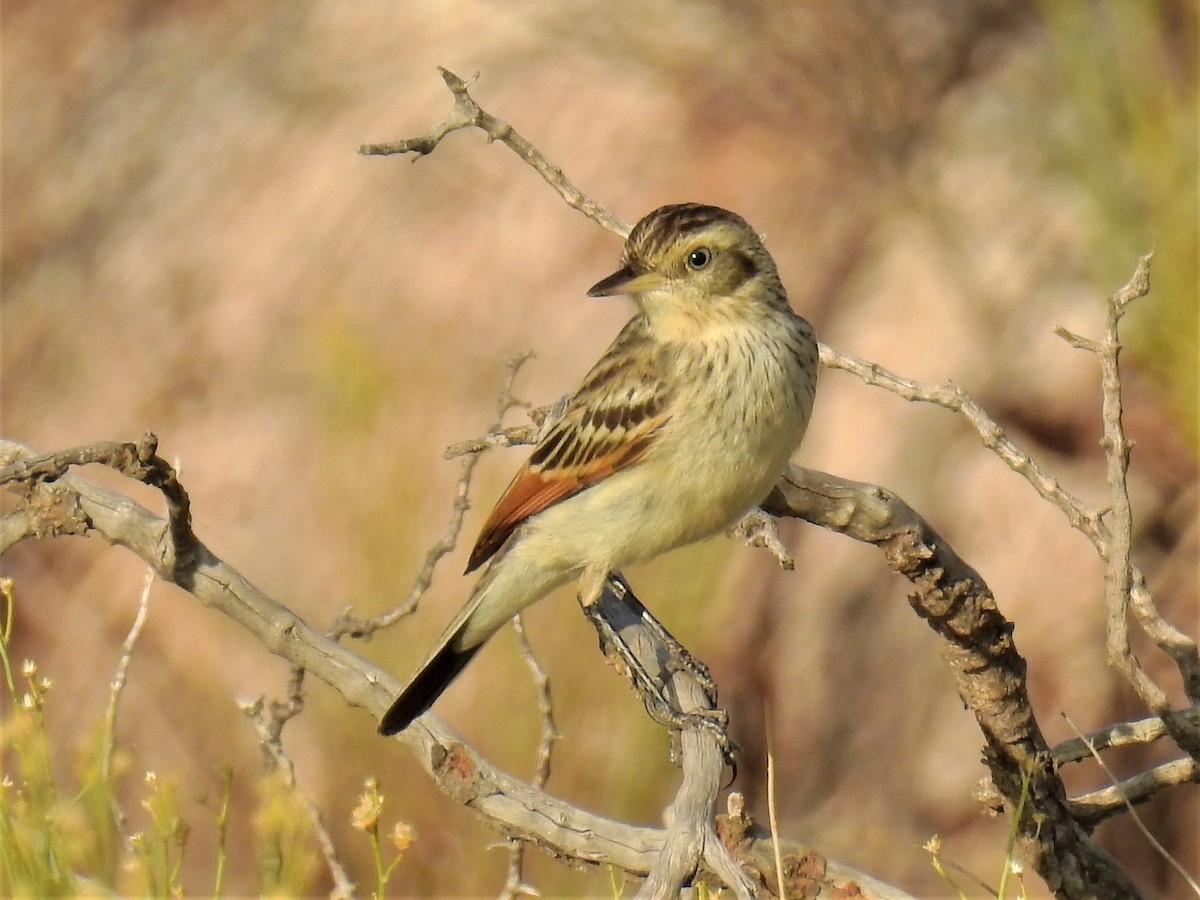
[686,247,712,270]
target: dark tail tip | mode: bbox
[378,642,481,736]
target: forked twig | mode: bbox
[1057,253,1200,756]
[361,68,630,238]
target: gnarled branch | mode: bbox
[0,437,902,898]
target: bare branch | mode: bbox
[514,614,558,791]
[1129,573,1200,706]
[1053,706,1200,766]
[0,437,918,899]
[328,449,482,641]
[818,345,1108,541]
[443,425,541,459]
[1054,327,1103,353]
[443,398,566,459]
[763,466,1142,899]
[0,433,193,575]
[1070,757,1199,827]
[582,576,753,900]
[824,284,1200,723]
[1062,713,1200,894]
[4,258,1185,900]
[1085,253,1159,709]
[8,67,1193,898]
[262,664,307,749]
[1055,252,1200,757]
[360,68,630,238]
[495,349,537,417]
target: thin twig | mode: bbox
[495,353,558,900]
[102,566,156,851]
[443,399,569,460]
[328,450,482,641]
[819,345,1107,541]
[1072,254,1161,712]
[495,349,537,417]
[823,256,1200,717]
[443,425,541,458]
[1127,572,1200,704]
[1062,713,1200,894]
[514,614,559,791]
[1057,253,1200,756]
[242,698,356,898]
[265,664,307,746]
[1053,705,1200,765]
[1070,757,1199,826]
[499,614,559,900]
[361,68,630,238]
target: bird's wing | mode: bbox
[466,320,672,572]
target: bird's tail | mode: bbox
[378,628,479,735]
[379,554,508,736]
[378,539,571,736]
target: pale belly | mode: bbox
[520,387,810,572]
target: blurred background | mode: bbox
[2,0,1196,896]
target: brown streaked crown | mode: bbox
[615,203,789,310]
[622,203,754,269]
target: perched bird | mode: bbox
[379,203,818,735]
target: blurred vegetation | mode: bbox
[0,579,340,897]
[1039,0,1198,449]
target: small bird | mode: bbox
[379,203,818,735]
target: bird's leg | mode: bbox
[577,569,735,764]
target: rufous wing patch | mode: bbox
[465,315,672,573]
[465,429,659,573]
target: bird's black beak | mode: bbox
[587,266,666,298]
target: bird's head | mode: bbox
[586,203,788,333]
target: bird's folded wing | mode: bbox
[466,344,672,573]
